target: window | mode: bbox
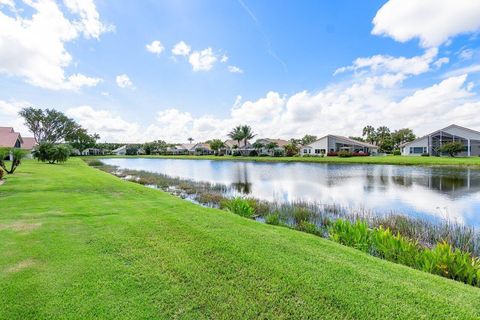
[410,147,426,154]
[315,149,320,154]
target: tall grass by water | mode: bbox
[86,159,480,286]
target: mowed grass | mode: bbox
[1,159,480,319]
[95,154,480,167]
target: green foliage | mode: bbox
[209,139,225,155]
[19,107,80,143]
[85,159,104,167]
[65,128,99,152]
[301,134,317,146]
[329,219,480,287]
[393,149,401,156]
[224,197,255,218]
[0,148,26,174]
[337,150,352,157]
[0,167,4,180]
[126,146,139,155]
[284,143,299,156]
[241,125,256,146]
[265,213,280,225]
[228,126,245,147]
[143,140,168,155]
[33,142,71,164]
[292,207,311,225]
[392,128,416,148]
[273,149,284,157]
[439,141,465,157]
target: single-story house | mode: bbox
[254,138,289,155]
[112,145,127,155]
[192,143,214,155]
[81,148,104,156]
[301,135,378,156]
[221,140,253,155]
[0,127,37,159]
[400,124,480,156]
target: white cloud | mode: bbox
[459,48,475,60]
[116,74,133,88]
[188,48,217,71]
[171,41,191,56]
[433,57,449,69]
[231,91,284,122]
[0,99,29,135]
[228,65,243,73]
[334,48,438,77]
[442,64,480,78]
[0,0,110,90]
[63,0,113,39]
[146,40,164,55]
[221,54,228,63]
[372,0,480,47]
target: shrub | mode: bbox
[329,219,371,252]
[337,151,353,157]
[249,150,258,157]
[297,221,319,235]
[293,207,311,225]
[86,159,104,167]
[421,153,430,157]
[33,143,71,164]
[273,149,284,157]
[438,141,465,157]
[327,151,338,156]
[393,149,401,156]
[265,213,280,225]
[259,153,270,157]
[232,150,241,157]
[224,197,255,218]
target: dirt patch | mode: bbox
[4,259,36,273]
[0,180,4,186]
[0,222,42,233]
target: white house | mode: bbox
[112,145,127,155]
[301,135,378,156]
[400,124,480,156]
[254,138,289,155]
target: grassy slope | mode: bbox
[94,154,480,167]
[1,159,479,319]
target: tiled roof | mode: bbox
[21,137,37,150]
[0,131,22,148]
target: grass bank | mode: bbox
[1,159,480,319]
[92,154,480,167]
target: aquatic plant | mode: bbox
[224,197,255,218]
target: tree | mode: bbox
[0,148,26,174]
[241,125,255,146]
[252,141,264,152]
[391,128,416,148]
[349,136,365,142]
[284,143,299,156]
[265,142,278,152]
[187,137,194,144]
[439,141,465,157]
[33,143,71,164]
[362,125,376,145]
[376,126,392,152]
[209,139,225,155]
[65,128,100,152]
[19,108,80,143]
[126,146,139,155]
[228,126,244,147]
[301,135,317,146]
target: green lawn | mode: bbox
[95,154,480,167]
[1,159,480,319]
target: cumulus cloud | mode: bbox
[0,0,110,90]
[116,74,133,88]
[228,65,243,73]
[0,99,29,134]
[188,48,217,71]
[146,40,164,55]
[372,0,480,47]
[171,41,191,56]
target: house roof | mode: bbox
[194,143,212,150]
[112,145,127,152]
[329,135,378,148]
[223,139,247,148]
[256,138,290,147]
[399,124,480,148]
[0,130,22,148]
[0,127,15,133]
[21,137,37,150]
[179,143,196,150]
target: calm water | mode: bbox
[102,158,480,227]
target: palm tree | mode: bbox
[241,125,255,147]
[187,137,194,144]
[228,126,244,147]
[362,125,376,145]
[376,126,391,143]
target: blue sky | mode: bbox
[1,0,480,142]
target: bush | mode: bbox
[232,150,241,157]
[421,153,430,157]
[393,149,401,156]
[33,142,71,164]
[249,150,258,157]
[224,197,255,218]
[259,153,270,157]
[126,147,139,155]
[265,213,280,225]
[438,141,465,157]
[297,221,319,235]
[326,151,337,156]
[293,207,311,225]
[337,151,353,158]
[86,159,104,167]
[273,149,284,157]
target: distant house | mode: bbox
[111,145,127,155]
[301,135,378,156]
[192,143,214,155]
[81,148,104,156]
[254,138,289,156]
[400,124,480,156]
[0,127,37,159]
[221,139,252,155]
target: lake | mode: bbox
[101,158,480,227]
